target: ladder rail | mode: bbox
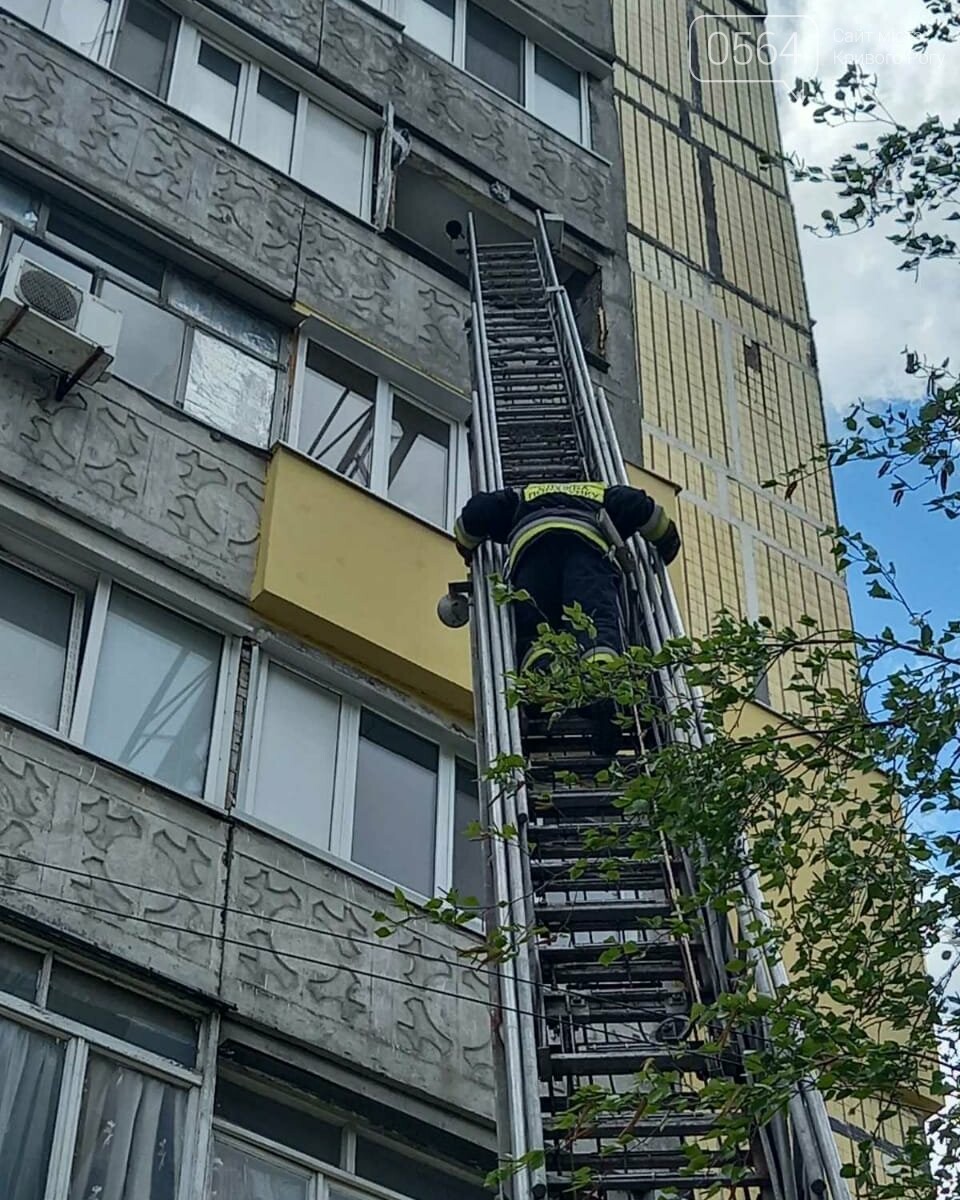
[469,214,548,1199]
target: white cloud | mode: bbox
[765,0,960,411]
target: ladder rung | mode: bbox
[542,1044,713,1078]
[535,900,672,932]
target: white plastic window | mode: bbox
[81,585,224,798]
[0,558,82,733]
[291,341,464,532]
[241,659,481,901]
[0,949,209,1200]
[399,0,589,144]
[9,0,112,59]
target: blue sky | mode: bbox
[764,0,960,640]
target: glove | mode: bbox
[653,519,681,565]
[456,543,474,567]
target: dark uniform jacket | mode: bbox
[454,481,673,573]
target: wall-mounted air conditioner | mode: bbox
[0,252,123,387]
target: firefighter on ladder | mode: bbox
[454,480,681,751]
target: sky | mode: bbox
[762,1,960,990]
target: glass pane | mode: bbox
[299,102,368,218]
[532,46,582,141]
[452,759,484,905]
[47,964,198,1066]
[0,1016,65,1200]
[242,70,297,173]
[47,0,109,58]
[352,711,438,894]
[214,1078,342,1165]
[111,0,178,98]
[404,0,454,59]
[11,236,94,291]
[465,3,523,102]
[387,395,450,526]
[183,331,276,447]
[1,1,41,28]
[166,274,280,358]
[84,587,222,797]
[298,344,376,485]
[0,174,39,229]
[0,938,43,1002]
[100,281,185,400]
[69,1055,186,1200]
[47,208,164,289]
[209,1137,309,1200]
[0,559,73,728]
[247,665,340,852]
[356,1136,490,1200]
[188,40,241,138]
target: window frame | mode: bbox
[0,947,212,1200]
[0,549,86,737]
[67,575,238,807]
[288,338,468,534]
[0,541,238,807]
[166,21,376,218]
[211,1070,491,1200]
[239,649,479,904]
[400,0,591,146]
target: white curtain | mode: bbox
[69,1055,185,1200]
[209,1136,309,1200]
[0,1016,65,1200]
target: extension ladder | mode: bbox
[461,212,850,1200]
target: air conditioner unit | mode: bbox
[0,252,122,386]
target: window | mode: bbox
[8,0,111,58]
[10,2,374,217]
[211,1073,492,1200]
[0,558,80,732]
[0,941,204,1200]
[353,711,439,894]
[0,189,283,447]
[82,586,223,798]
[170,26,374,217]
[242,662,482,900]
[0,551,233,802]
[291,342,464,530]
[111,0,179,97]
[399,0,589,144]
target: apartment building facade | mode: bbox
[0,0,854,1197]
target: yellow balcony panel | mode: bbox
[253,447,472,720]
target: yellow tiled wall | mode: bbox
[614,0,852,705]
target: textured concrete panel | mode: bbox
[518,0,614,55]
[297,202,470,393]
[223,827,495,1116]
[321,0,617,248]
[0,16,303,297]
[0,719,227,994]
[0,356,265,598]
[213,0,326,66]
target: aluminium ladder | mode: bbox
[461,212,851,1200]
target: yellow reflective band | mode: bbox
[520,645,554,670]
[454,518,482,550]
[507,518,610,570]
[580,648,619,665]
[639,505,671,542]
[522,482,607,502]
